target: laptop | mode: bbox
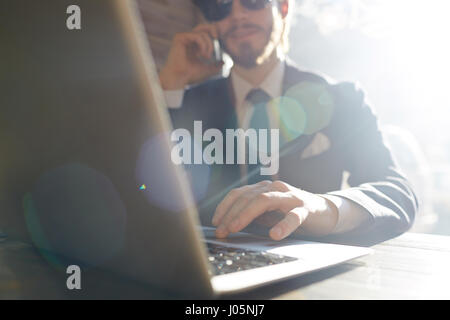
[0,0,371,298]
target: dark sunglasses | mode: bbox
[193,0,273,22]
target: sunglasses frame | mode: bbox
[193,0,274,22]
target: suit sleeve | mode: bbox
[320,82,418,246]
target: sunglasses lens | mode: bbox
[241,0,272,10]
[194,0,232,22]
[193,0,271,21]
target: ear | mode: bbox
[280,0,289,19]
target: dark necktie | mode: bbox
[246,88,271,185]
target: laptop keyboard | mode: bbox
[206,242,298,275]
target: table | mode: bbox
[1,232,449,299]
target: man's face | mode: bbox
[215,0,285,68]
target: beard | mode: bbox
[221,23,274,69]
[227,42,260,68]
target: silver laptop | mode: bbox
[1,0,371,298]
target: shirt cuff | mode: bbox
[320,194,371,234]
[164,89,185,109]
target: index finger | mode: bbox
[228,191,301,233]
[212,185,249,226]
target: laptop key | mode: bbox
[205,242,298,275]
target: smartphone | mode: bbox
[211,38,224,64]
[197,37,224,65]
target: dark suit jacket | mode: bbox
[169,61,418,246]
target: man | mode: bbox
[159,0,418,246]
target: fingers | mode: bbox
[212,185,250,227]
[212,181,271,227]
[192,24,220,63]
[175,32,211,60]
[195,31,213,59]
[269,180,291,192]
[215,186,271,237]
[163,23,222,87]
[215,198,250,238]
[269,207,309,241]
[218,194,252,228]
[213,181,307,240]
[227,191,301,235]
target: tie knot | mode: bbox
[246,88,271,106]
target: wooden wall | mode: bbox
[136,0,200,70]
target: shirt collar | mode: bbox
[230,59,286,109]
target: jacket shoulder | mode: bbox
[285,59,364,94]
[284,59,334,86]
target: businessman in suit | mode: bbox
[158,0,418,246]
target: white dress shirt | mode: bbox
[163,61,369,234]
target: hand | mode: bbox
[211,180,339,241]
[158,24,224,90]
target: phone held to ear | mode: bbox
[212,38,224,64]
[200,37,223,65]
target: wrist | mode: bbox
[322,195,339,230]
[297,195,339,237]
[158,67,188,90]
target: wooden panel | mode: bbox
[136,0,200,70]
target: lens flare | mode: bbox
[269,95,307,144]
[284,81,335,136]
